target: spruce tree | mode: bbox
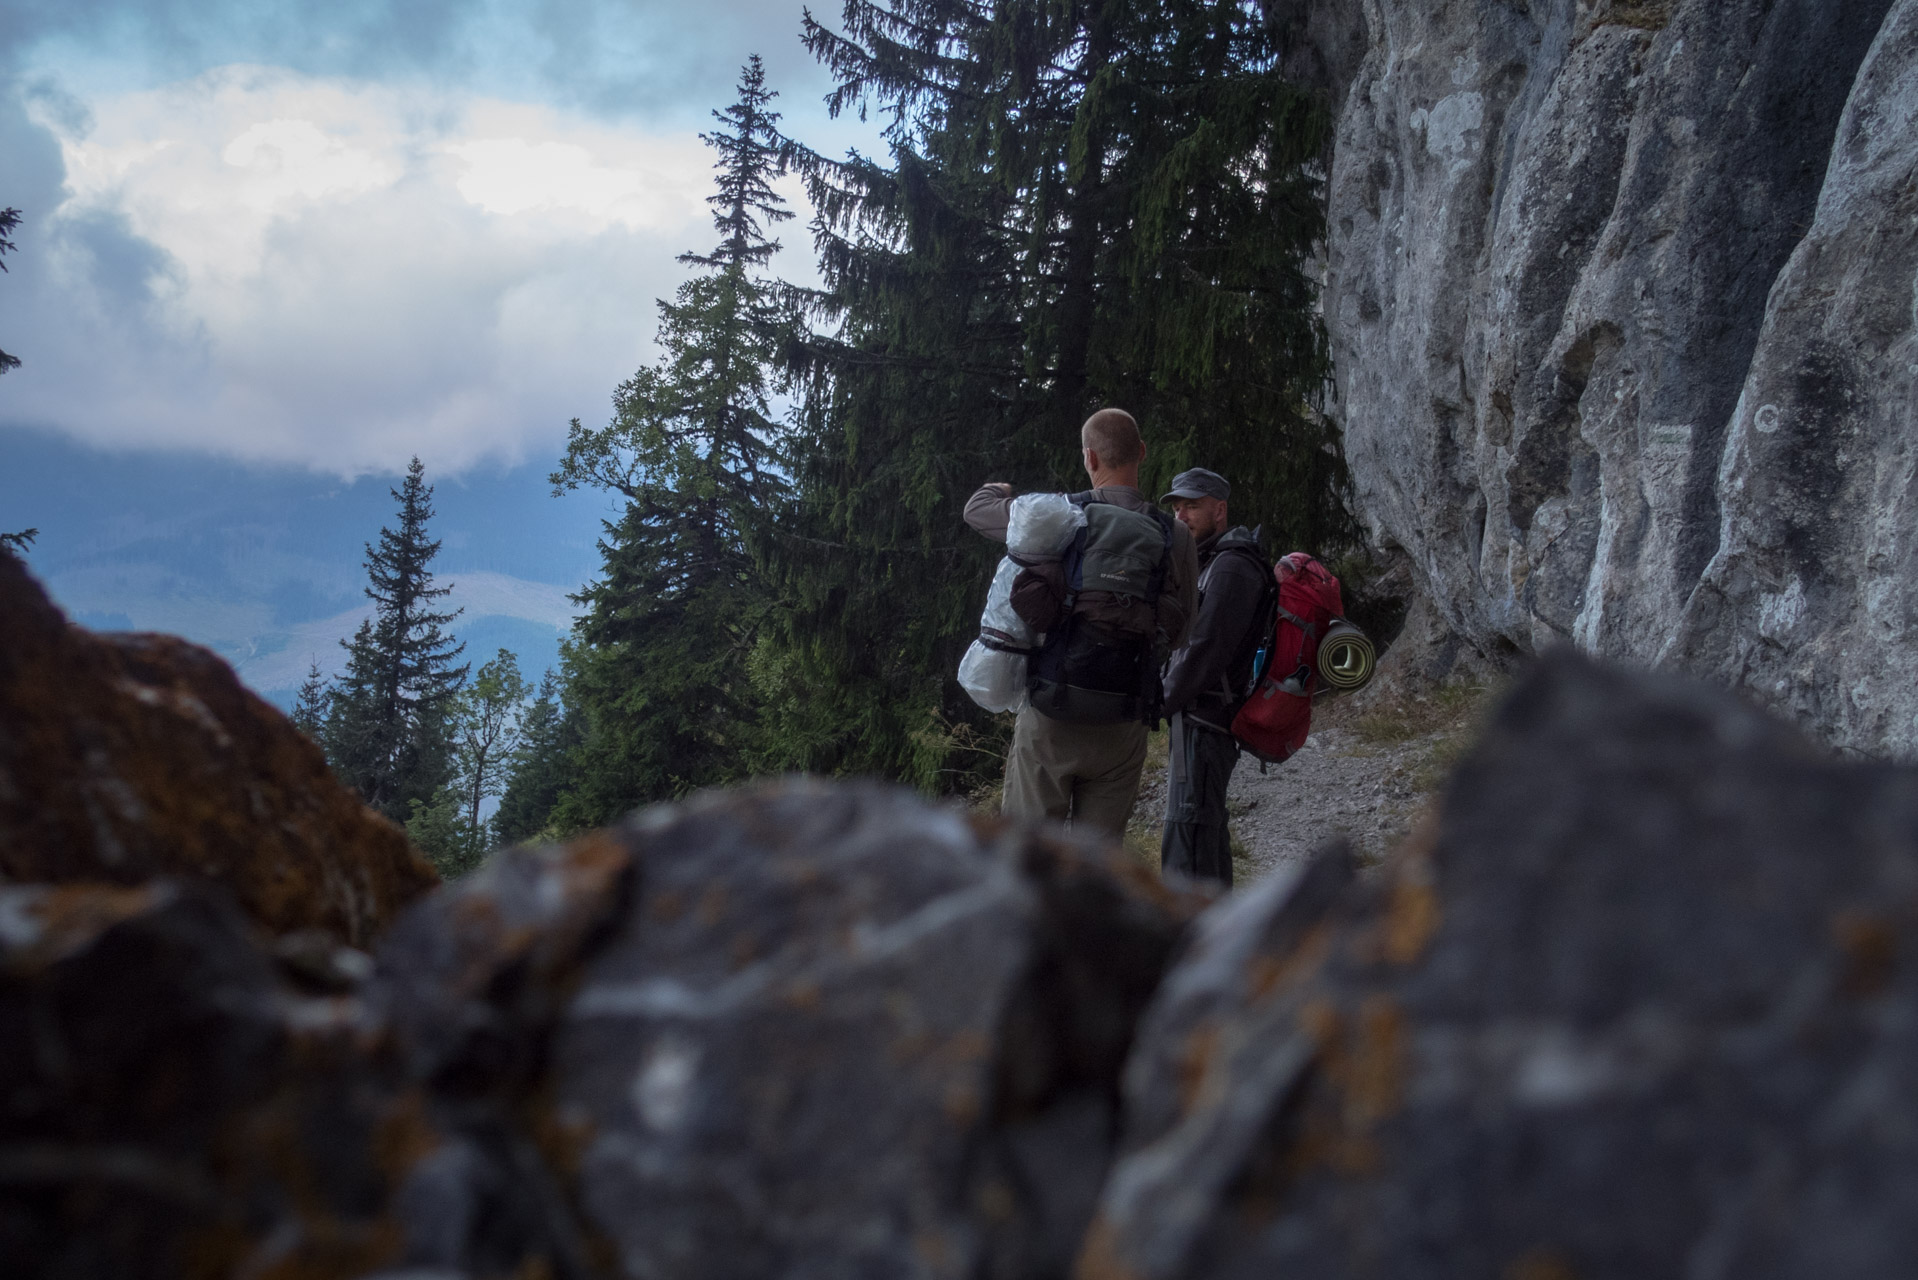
[550,56,796,827]
[766,0,1350,785]
[291,660,329,739]
[493,669,584,845]
[324,457,468,822]
[405,786,479,878]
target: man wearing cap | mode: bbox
[963,408,1199,837]
[1159,467,1273,885]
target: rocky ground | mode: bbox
[1126,676,1505,884]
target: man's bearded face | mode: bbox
[1172,496,1227,540]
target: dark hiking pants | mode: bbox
[1161,712,1239,886]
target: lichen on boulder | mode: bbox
[1083,650,1918,1279]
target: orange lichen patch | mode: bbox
[519,1087,617,1275]
[1247,920,1336,1003]
[1299,999,1341,1053]
[697,883,730,927]
[1287,995,1408,1178]
[1247,952,1289,1001]
[648,886,686,921]
[1073,1217,1145,1280]
[2,882,156,971]
[785,977,823,1010]
[554,829,632,896]
[524,1090,599,1179]
[1379,862,1443,967]
[0,557,436,946]
[646,883,690,923]
[1288,1004,1378,1175]
[1834,911,1898,998]
[1505,1247,1581,1280]
[1176,1021,1221,1113]
[1345,996,1408,1126]
[373,1089,442,1180]
[200,1081,419,1280]
[450,889,510,934]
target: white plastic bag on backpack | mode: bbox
[958,556,1038,713]
[958,638,1027,713]
[978,556,1035,647]
[1006,492,1085,558]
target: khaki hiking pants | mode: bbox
[1001,706,1148,839]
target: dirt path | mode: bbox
[1125,680,1498,882]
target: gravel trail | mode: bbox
[1125,685,1495,883]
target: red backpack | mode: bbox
[1229,553,1344,764]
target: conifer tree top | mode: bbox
[683,56,794,275]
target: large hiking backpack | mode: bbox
[1021,495,1177,725]
[1229,552,1346,763]
[1206,527,1279,697]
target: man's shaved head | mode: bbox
[1081,408,1143,467]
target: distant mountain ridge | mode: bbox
[0,426,605,703]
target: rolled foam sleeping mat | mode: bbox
[1317,619,1376,691]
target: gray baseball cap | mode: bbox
[1160,467,1230,503]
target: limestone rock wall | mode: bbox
[1320,0,1918,756]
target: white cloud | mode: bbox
[5,63,794,475]
[441,570,579,630]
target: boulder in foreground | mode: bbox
[0,553,435,945]
[1084,649,1918,1279]
[5,778,1204,1278]
[374,779,1206,1278]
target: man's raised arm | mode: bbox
[963,482,1014,542]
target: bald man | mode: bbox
[963,408,1199,838]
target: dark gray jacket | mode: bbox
[1161,526,1270,721]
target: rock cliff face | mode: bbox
[1316,0,1918,757]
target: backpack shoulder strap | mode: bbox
[1144,507,1175,604]
[1274,603,1318,642]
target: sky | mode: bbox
[0,0,883,704]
